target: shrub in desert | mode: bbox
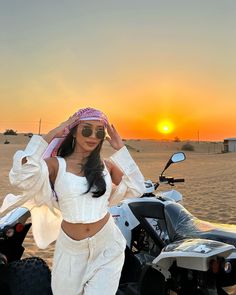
[173,136,181,142]
[3,129,18,135]
[181,142,194,151]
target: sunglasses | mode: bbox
[81,127,105,140]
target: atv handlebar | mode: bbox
[144,152,186,193]
[173,178,185,183]
[151,176,185,191]
[159,176,185,184]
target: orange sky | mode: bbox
[0,1,235,141]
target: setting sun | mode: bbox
[157,120,174,134]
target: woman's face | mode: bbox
[74,120,105,153]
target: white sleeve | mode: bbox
[9,135,56,208]
[0,135,62,249]
[108,146,146,206]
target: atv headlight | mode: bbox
[224,261,232,273]
[5,227,14,238]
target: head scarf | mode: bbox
[43,107,108,158]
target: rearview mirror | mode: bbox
[161,152,186,176]
[171,152,186,163]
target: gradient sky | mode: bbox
[0,0,235,140]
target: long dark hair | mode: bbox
[57,126,106,198]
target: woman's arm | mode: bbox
[108,146,146,206]
[105,123,146,206]
[104,159,123,185]
[9,135,53,202]
[10,115,80,203]
[20,115,80,165]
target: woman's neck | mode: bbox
[67,148,90,162]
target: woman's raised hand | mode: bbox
[43,114,80,143]
[106,123,124,151]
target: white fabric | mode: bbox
[52,215,126,295]
[54,157,112,223]
[0,135,146,249]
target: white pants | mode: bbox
[51,215,126,295]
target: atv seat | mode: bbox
[165,202,236,247]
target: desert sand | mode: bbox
[0,134,236,269]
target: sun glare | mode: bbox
[157,120,174,134]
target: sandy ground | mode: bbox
[0,134,236,269]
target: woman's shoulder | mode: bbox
[103,158,123,185]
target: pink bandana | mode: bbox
[69,107,108,129]
[43,107,108,158]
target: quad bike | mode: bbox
[111,152,236,295]
[1,152,236,295]
[0,207,52,295]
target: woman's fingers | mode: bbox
[54,114,80,138]
[106,123,124,150]
[44,112,80,142]
[60,114,80,130]
[106,123,113,135]
[68,115,80,130]
[107,123,118,138]
[111,124,117,132]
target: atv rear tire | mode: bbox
[139,266,167,295]
[4,257,52,295]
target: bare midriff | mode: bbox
[61,212,110,241]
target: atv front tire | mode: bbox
[4,257,52,295]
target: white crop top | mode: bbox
[54,157,112,223]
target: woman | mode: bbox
[1,107,145,295]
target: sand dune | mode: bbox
[0,134,235,268]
